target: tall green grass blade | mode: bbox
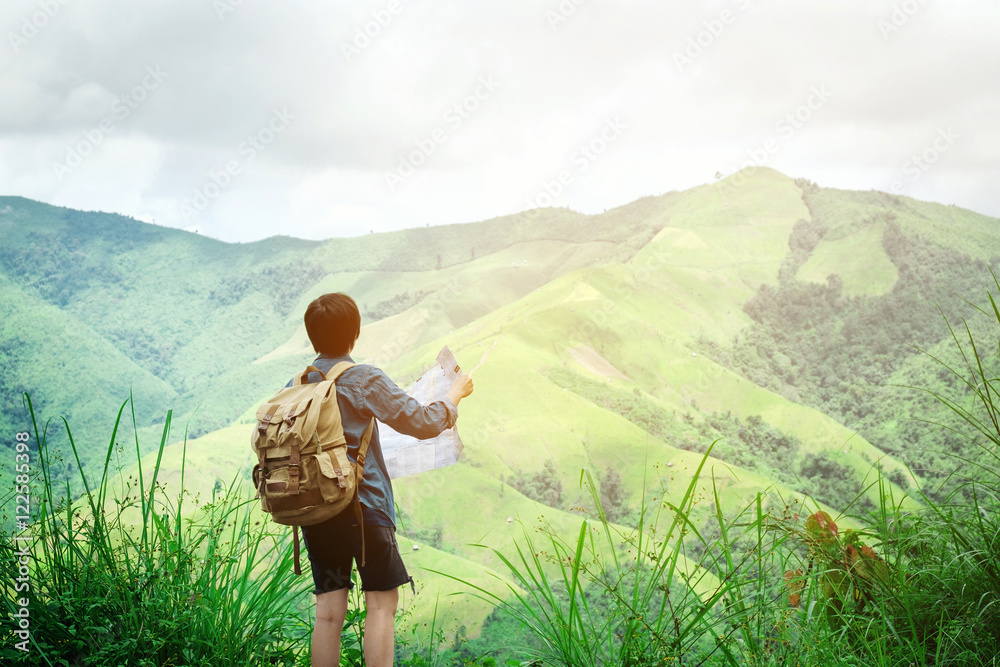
[140,409,171,551]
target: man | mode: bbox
[296,292,473,667]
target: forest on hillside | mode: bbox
[699,185,1000,504]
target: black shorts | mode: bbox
[301,520,411,594]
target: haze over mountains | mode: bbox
[2,167,998,633]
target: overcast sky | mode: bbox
[1,0,997,242]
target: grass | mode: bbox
[434,445,746,666]
[7,397,998,666]
[797,221,899,297]
[0,395,313,665]
[437,452,999,665]
[433,274,1000,666]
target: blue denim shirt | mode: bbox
[295,354,457,528]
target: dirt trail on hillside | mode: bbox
[568,345,631,381]
[467,338,499,377]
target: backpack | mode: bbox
[251,361,375,574]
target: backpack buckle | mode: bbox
[287,462,301,495]
[257,416,271,435]
[257,405,279,436]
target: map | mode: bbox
[379,346,464,478]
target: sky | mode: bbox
[1,0,997,243]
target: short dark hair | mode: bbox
[304,293,361,356]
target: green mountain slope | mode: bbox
[4,167,997,639]
[0,271,175,453]
[0,192,661,475]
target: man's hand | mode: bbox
[446,374,474,406]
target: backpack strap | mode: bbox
[288,443,302,495]
[323,361,356,383]
[293,360,355,386]
[353,499,365,567]
[252,404,274,497]
[355,417,375,566]
[255,404,281,448]
[292,365,324,386]
[293,525,302,576]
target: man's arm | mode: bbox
[364,367,473,439]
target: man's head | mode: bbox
[304,292,361,356]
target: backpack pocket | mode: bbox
[256,444,356,524]
[314,445,356,503]
[256,457,320,514]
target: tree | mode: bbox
[511,459,564,508]
[599,466,628,522]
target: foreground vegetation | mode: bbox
[3,271,999,664]
[0,399,313,665]
[431,267,1000,665]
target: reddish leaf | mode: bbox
[784,568,805,608]
[805,511,839,546]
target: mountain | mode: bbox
[2,167,998,636]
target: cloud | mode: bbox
[0,0,996,241]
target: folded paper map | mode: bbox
[379,346,463,478]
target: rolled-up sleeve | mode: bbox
[362,366,457,439]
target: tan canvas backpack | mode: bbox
[251,361,374,574]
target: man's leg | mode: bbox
[363,588,399,667]
[312,588,349,667]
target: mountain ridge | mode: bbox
[3,166,997,636]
